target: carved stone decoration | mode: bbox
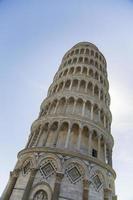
[33,190,48,200]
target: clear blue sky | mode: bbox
[0,1,133,199]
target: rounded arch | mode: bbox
[57,122,69,148]
[82,66,88,75]
[85,48,89,55]
[94,85,99,97]
[78,57,83,63]
[75,98,83,115]
[87,82,93,94]
[64,157,88,179]
[63,68,68,76]
[46,121,59,147]
[57,97,66,114]
[85,100,91,118]
[90,59,94,65]
[80,48,84,54]
[66,97,75,114]
[64,79,71,89]
[84,57,89,64]
[38,153,62,172]
[89,68,93,77]
[75,66,81,74]
[71,79,79,91]
[79,80,86,93]
[69,67,74,74]
[73,57,77,64]
[80,126,89,154]
[30,182,52,200]
[69,123,79,150]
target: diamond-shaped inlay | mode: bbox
[67,166,81,183]
[40,162,55,178]
[93,175,102,190]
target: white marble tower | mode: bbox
[2,42,117,200]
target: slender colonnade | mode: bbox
[1,42,117,200]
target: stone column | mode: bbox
[98,109,101,123]
[43,126,50,146]
[91,105,93,120]
[82,101,86,116]
[72,100,77,114]
[104,115,106,128]
[89,131,92,155]
[1,169,19,200]
[52,172,64,200]
[85,83,88,93]
[108,148,113,167]
[65,126,71,148]
[77,81,80,91]
[82,179,89,200]
[54,101,59,114]
[22,168,37,200]
[69,81,73,90]
[35,125,43,146]
[77,128,82,149]
[53,127,60,147]
[104,142,107,163]
[98,135,101,159]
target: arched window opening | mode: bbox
[66,97,75,114]
[78,57,83,63]
[57,82,63,92]
[75,49,79,54]
[75,98,83,115]
[81,126,89,153]
[63,69,68,76]
[65,80,71,89]
[80,48,84,54]
[95,52,98,58]
[68,59,72,65]
[69,67,74,74]
[79,80,86,93]
[85,101,91,118]
[91,50,94,56]
[72,79,78,91]
[87,82,93,94]
[70,51,74,56]
[46,121,58,147]
[69,124,79,150]
[82,67,87,75]
[95,72,99,80]
[89,69,93,77]
[84,57,89,64]
[73,57,77,64]
[86,48,89,55]
[75,66,81,74]
[90,59,94,65]
[94,85,99,97]
[57,122,69,148]
[95,61,98,68]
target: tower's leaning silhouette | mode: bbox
[2,42,117,200]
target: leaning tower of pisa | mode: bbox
[2,42,117,200]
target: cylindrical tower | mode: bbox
[2,42,117,200]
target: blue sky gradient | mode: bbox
[0,1,133,199]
